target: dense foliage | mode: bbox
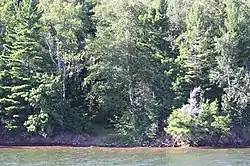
[0,0,250,146]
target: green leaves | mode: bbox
[85,0,175,144]
[24,113,49,137]
[25,74,65,136]
[0,0,249,145]
[40,0,84,53]
[209,0,250,125]
[176,1,215,87]
[166,94,231,146]
[0,0,52,131]
[165,108,193,145]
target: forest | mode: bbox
[0,0,250,147]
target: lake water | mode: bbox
[0,147,250,166]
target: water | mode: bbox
[0,147,249,166]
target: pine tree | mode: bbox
[0,0,44,130]
[177,1,212,86]
[173,0,226,105]
[210,0,250,125]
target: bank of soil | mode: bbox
[0,126,118,147]
[0,126,249,148]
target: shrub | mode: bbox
[165,107,193,146]
[165,87,231,146]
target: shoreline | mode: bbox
[0,127,248,149]
[0,143,249,149]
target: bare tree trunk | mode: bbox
[63,62,66,101]
[56,39,61,71]
[125,29,136,124]
[55,38,66,101]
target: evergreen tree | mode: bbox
[177,2,212,87]
[210,0,250,125]
[0,0,44,130]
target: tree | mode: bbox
[85,0,178,143]
[39,0,93,133]
[210,0,250,126]
[0,0,45,130]
[166,87,231,146]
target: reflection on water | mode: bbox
[0,147,249,166]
